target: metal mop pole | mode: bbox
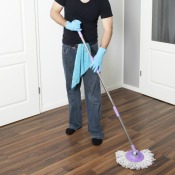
[78,31,137,155]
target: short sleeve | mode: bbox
[100,0,113,19]
[55,0,66,6]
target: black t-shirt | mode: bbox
[55,0,113,45]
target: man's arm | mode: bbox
[100,16,113,49]
[50,1,66,27]
[90,16,113,72]
[50,2,82,31]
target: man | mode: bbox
[50,0,113,146]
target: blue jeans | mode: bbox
[62,43,103,139]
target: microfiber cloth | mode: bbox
[71,43,91,89]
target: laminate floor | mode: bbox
[0,88,175,175]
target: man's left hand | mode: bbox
[90,47,106,73]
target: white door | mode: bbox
[140,0,175,105]
[0,0,40,126]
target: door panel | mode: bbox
[0,0,40,126]
[0,64,27,108]
[140,0,175,105]
[150,50,175,89]
[0,0,24,55]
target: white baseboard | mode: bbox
[122,83,140,93]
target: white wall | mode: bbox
[123,0,141,89]
[100,0,124,91]
[37,0,124,112]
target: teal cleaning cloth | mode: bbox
[71,43,91,89]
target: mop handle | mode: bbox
[78,31,136,150]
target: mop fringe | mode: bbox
[116,149,155,170]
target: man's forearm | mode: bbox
[100,29,113,49]
[50,11,66,27]
[100,17,113,49]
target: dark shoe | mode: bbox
[92,138,103,146]
[65,128,75,135]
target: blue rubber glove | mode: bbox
[65,20,82,31]
[90,47,106,73]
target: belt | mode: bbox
[66,42,97,48]
[69,44,79,48]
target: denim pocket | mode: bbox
[62,44,77,67]
[62,45,70,54]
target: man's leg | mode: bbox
[62,44,82,133]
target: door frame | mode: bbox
[35,0,43,112]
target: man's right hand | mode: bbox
[65,20,82,31]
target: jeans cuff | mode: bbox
[69,124,82,130]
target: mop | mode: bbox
[78,31,155,170]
